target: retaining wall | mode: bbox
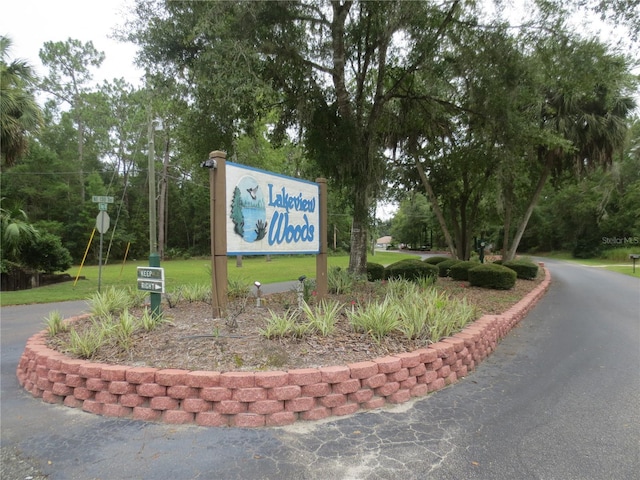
[16,267,550,427]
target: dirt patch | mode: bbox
[47,274,544,373]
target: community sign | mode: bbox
[226,162,320,255]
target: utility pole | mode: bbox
[148,111,161,316]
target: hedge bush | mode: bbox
[20,233,73,273]
[366,262,385,282]
[437,259,461,277]
[384,259,438,282]
[503,260,539,280]
[449,261,478,281]
[423,256,450,265]
[468,263,517,290]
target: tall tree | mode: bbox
[126,0,466,274]
[502,34,637,260]
[39,38,105,201]
[387,23,532,259]
[0,36,43,168]
[390,192,434,249]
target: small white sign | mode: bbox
[92,195,114,203]
[95,211,110,233]
[137,267,165,293]
[137,280,164,292]
[226,162,320,255]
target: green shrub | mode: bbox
[139,308,171,332]
[259,309,307,339]
[423,256,450,265]
[503,260,539,280]
[347,298,399,344]
[88,287,136,317]
[384,259,438,282]
[468,264,516,290]
[20,232,73,273]
[437,259,461,277]
[43,310,67,336]
[492,259,503,265]
[179,284,212,303]
[366,262,385,282]
[449,261,478,281]
[301,299,343,336]
[64,321,108,359]
[328,266,362,294]
[227,278,251,299]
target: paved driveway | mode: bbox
[1,261,638,479]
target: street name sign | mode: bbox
[137,267,165,293]
[92,195,114,203]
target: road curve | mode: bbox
[1,261,638,480]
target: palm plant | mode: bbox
[0,35,43,167]
[503,37,637,261]
[0,202,39,267]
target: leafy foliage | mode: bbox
[437,259,461,278]
[468,264,517,290]
[503,260,539,280]
[347,298,399,345]
[366,262,385,282]
[259,309,306,339]
[43,310,67,336]
[423,256,450,265]
[1,35,43,167]
[301,299,344,336]
[384,259,439,282]
[449,261,479,281]
[328,266,363,295]
[20,232,72,273]
[87,287,138,318]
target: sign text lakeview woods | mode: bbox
[225,162,320,255]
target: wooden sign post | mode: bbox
[207,150,228,317]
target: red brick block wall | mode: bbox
[15,267,550,427]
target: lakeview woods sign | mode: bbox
[225,162,320,255]
[202,151,327,315]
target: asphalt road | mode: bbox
[1,260,638,480]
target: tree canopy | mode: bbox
[1,0,638,283]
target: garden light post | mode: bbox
[297,275,306,309]
[254,281,262,307]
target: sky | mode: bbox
[1,0,142,87]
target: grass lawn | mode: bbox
[0,251,419,306]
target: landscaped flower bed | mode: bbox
[16,266,550,427]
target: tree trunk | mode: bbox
[502,202,512,259]
[415,157,457,257]
[348,188,369,275]
[505,162,552,261]
[450,202,463,259]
